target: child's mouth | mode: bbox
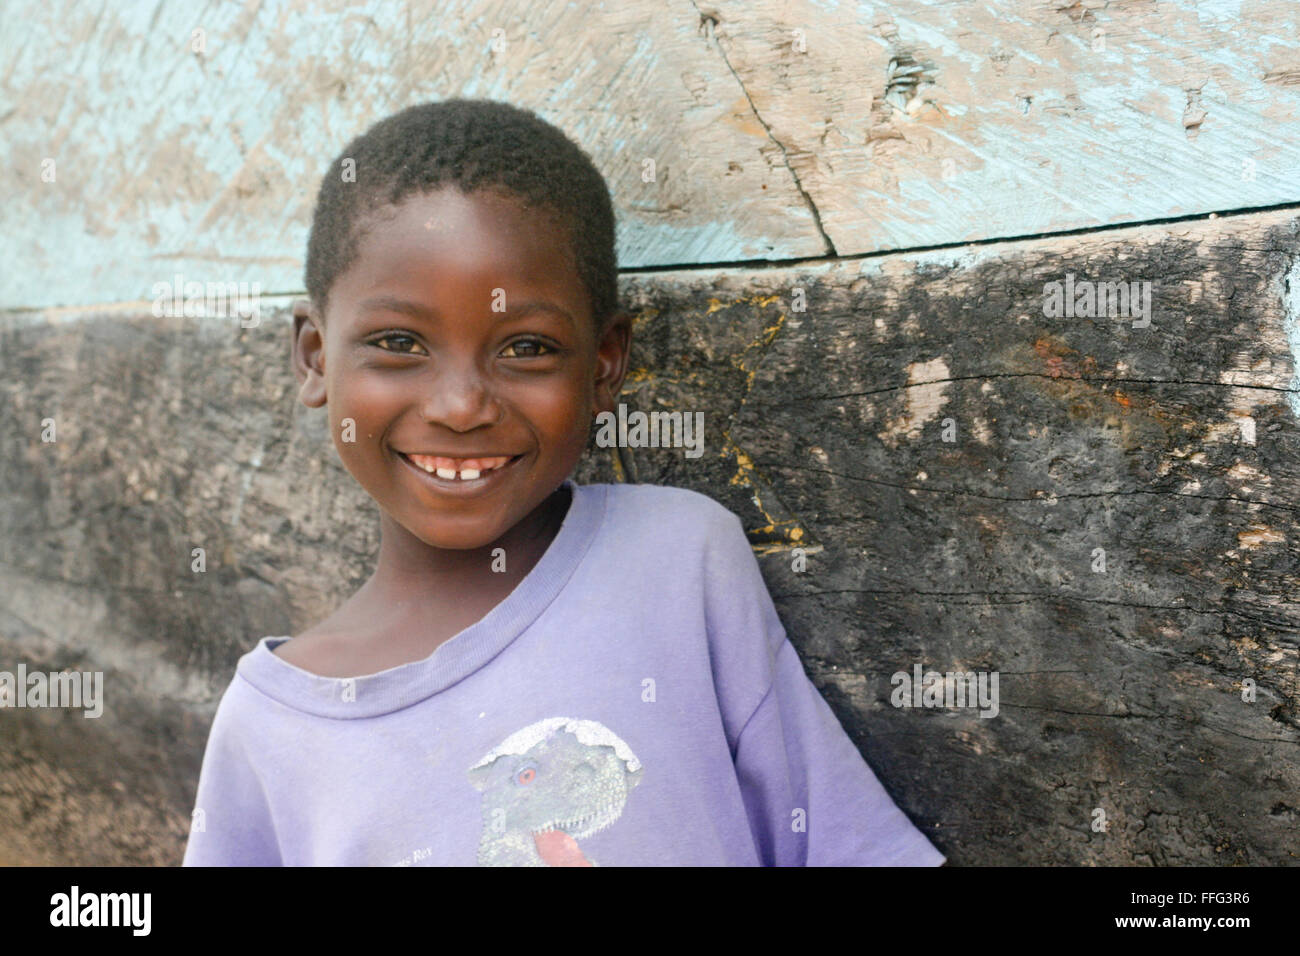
[395,449,524,493]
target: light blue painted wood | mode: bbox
[2,0,1298,309]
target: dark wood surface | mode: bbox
[1,209,1298,864]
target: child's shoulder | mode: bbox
[585,481,753,575]
[595,481,743,535]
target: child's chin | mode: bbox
[398,504,528,552]
[411,523,509,552]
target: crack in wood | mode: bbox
[764,462,1300,517]
[688,0,837,256]
[771,588,1299,629]
[759,372,1300,406]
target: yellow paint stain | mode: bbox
[746,522,810,549]
[753,542,824,557]
[731,366,757,395]
[721,431,809,546]
[711,304,802,548]
[761,312,787,341]
[746,520,803,538]
[727,441,755,486]
[709,295,781,316]
[733,313,788,374]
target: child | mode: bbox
[182,99,946,867]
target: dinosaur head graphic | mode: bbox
[468,717,643,866]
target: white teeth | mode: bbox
[406,454,509,480]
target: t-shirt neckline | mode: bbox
[236,478,607,719]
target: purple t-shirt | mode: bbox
[182,480,945,866]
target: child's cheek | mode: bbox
[324,374,378,480]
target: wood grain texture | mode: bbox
[703,0,1300,255]
[1,208,1297,864]
[1,0,824,310]
[4,0,1299,309]
[614,206,1300,864]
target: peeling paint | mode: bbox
[1282,257,1300,418]
[9,2,1300,310]
[907,357,951,431]
[1237,526,1285,549]
[1226,462,1268,485]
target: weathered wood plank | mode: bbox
[705,0,1300,255]
[0,0,825,310]
[4,0,1300,309]
[614,207,1300,864]
[1,209,1297,864]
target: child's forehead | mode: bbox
[330,187,588,318]
[346,190,566,270]
[364,186,563,235]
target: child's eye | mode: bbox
[372,333,426,355]
[501,338,554,359]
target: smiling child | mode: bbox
[181,99,946,867]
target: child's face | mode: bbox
[293,187,629,551]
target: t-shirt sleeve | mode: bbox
[181,681,282,866]
[703,506,946,867]
[732,640,947,866]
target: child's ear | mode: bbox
[592,311,633,415]
[292,298,327,408]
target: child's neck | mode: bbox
[367,482,571,610]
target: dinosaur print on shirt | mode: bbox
[467,717,643,866]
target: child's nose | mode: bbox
[419,362,503,431]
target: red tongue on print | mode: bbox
[533,829,592,866]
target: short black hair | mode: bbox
[304,99,618,329]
